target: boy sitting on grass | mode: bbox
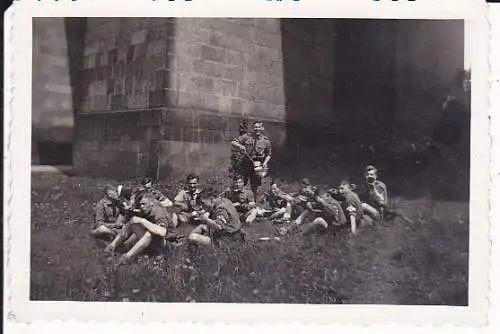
[90,185,125,240]
[298,190,347,235]
[140,176,174,208]
[329,180,364,234]
[173,174,204,226]
[361,165,387,223]
[289,178,319,226]
[257,181,294,223]
[104,194,179,265]
[221,174,259,224]
[187,189,243,247]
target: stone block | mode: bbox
[131,29,147,45]
[111,94,126,110]
[214,78,238,97]
[253,30,282,48]
[226,50,246,68]
[221,66,244,82]
[191,74,215,93]
[193,59,223,78]
[201,44,226,63]
[204,94,221,111]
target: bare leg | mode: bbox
[251,186,259,205]
[105,223,132,253]
[283,203,292,221]
[188,225,211,246]
[245,208,259,224]
[302,217,328,235]
[131,216,167,237]
[293,209,310,226]
[361,203,380,223]
[123,234,138,248]
[171,212,179,227]
[91,225,116,240]
[350,215,357,234]
[121,233,153,262]
[269,207,286,220]
[118,223,149,264]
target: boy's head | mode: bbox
[141,176,153,189]
[104,185,119,201]
[337,180,356,195]
[119,185,133,201]
[364,165,378,184]
[232,174,245,192]
[138,194,155,215]
[199,188,220,212]
[253,121,264,136]
[185,174,200,193]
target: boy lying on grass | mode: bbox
[221,174,259,224]
[104,194,181,265]
[257,182,294,223]
[187,189,243,247]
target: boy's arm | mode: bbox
[173,191,189,211]
[263,140,272,167]
[231,135,247,151]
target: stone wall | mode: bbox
[32,18,81,164]
[33,18,465,179]
[74,18,289,180]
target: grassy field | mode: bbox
[30,155,469,305]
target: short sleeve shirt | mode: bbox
[366,180,388,208]
[143,205,172,229]
[342,191,364,221]
[174,189,202,212]
[318,194,347,226]
[212,198,242,234]
[234,134,272,161]
[222,187,255,210]
[94,198,120,227]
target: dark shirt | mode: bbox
[222,187,255,212]
[143,205,172,229]
[341,191,364,221]
[234,133,272,162]
[317,194,347,226]
[211,198,242,235]
[94,198,120,227]
[173,189,202,212]
[363,180,388,209]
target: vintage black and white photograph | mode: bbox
[27,16,477,306]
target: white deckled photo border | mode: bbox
[3,0,491,326]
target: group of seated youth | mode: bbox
[90,165,388,264]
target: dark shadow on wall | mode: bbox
[279,18,469,202]
[146,17,176,182]
[53,17,87,166]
